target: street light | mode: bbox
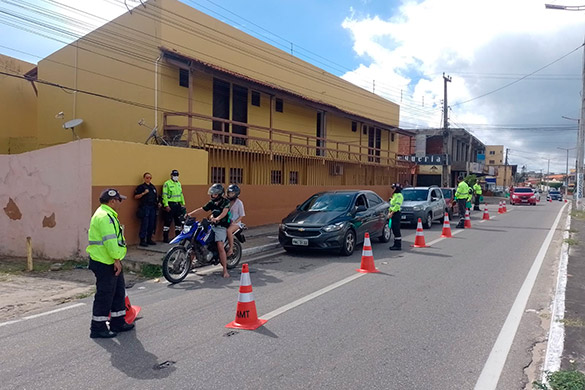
[558,146,576,195]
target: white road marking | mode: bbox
[474,203,567,390]
[0,303,86,328]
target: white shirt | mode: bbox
[230,199,245,227]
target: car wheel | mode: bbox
[340,229,356,256]
[423,213,432,229]
[379,221,391,243]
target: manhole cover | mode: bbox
[154,360,176,370]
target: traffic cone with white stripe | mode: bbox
[411,218,429,248]
[482,204,490,220]
[226,264,267,330]
[441,212,452,238]
[356,232,379,273]
[124,292,141,324]
[498,201,504,214]
[464,209,472,228]
[503,201,507,213]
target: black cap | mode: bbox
[99,188,127,203]
[171,169,179,176]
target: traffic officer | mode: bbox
[162,169,185,243]
[134,172,158,247]
[473,180,482,211]
[455,176,470,228]
[87,189,135,339]
[388,183,404,251]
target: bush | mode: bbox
[533,369,585,390]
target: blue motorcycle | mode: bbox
[162,217,245,284]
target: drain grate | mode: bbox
[154,360,176,370]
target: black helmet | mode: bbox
[391,183,402,193]
[227,184,240,200]
[208,183,224,197]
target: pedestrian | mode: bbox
[187,184,231,278]
[473,180,482,211]
[388,183,403,251]
[226,184,245,258]
[162,169,185,243]
[455,176,470,228]
[86,188,135,339]
[134,172,158,247]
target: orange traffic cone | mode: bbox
[503,201,507,213]
[124,292,141,324]
[356,232,379,273]
[464,209,472,228]
[498,201,504,214]
[226,264,267,330]
[482,204,490,220]
[441,212,452,238]
[411,218,429,248]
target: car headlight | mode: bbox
[322,222,345,232]
[412,205,423,211]
[279,224,287,231]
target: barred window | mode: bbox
[230,168,243,184]
[289,171,298,185]
[211,167,225,184]
[271,170,282,184]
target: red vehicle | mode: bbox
[510,187,537,205]
[440,187,460,218]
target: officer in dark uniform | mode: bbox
[134,172,158,247]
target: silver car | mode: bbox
[400,186,449,229]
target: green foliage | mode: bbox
[141,264,162,278]
[546,182,563,189]
[464,174,477,186]
[533,368,585,390]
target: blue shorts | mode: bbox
[211,225,227,242]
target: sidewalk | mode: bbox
[123,223,281,271]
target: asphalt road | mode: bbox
[0,201,569,390]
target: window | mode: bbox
[179,68,189,88]
[230,168,243,184]
[351,121,357,132]
[489,160,495,164]
[489,151,495,155]
[362,125,367,135]
[275,98,283,113]
[289,171,298,184]
[251,91,260,107]
[368,127,381,163]
[271,170,282,184]
[211,167,225,184]
[391,132,395,142]
[366,192,383,206]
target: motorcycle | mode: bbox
[162,217,246,284]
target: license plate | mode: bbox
[401,215,407,220]
[292,238,309,246]
[521,200,527,202]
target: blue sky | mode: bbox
[1,0,584,174]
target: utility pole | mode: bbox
[504,148,509,190]
[558,147,576,195]
[442,73,452,187]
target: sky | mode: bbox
[1,0,584,174]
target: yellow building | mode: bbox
[484,145,514,189]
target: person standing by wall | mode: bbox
[86,189,135,339]
[473,180,482,211]
[162,169,185,243]
[388,183,403,251]
[134,172,158,246]
[455,176,470,228]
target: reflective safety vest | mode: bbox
[86,204,127,265]
[389,192,403,212]
[162,179,185,207]
[455,181,470,200]
[473,183,482,195]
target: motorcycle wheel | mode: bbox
[225,240,242,269]
[162,246,191,284]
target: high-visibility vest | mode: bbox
[86,204,127,265]
[455,181,470,200]
[389,192,403,212]
[162,179,185,207]
[473,183,482,195]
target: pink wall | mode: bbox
[0,140,92,259]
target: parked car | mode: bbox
[440,187,459,218]
[547,190,563,201]
[278,190,391,256]
[510,187,537,205]
[400,186,448,229]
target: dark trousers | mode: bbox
[474,194,481,210]
[139,205,157,239]
[89,258,126,331]
[163,202,183,234]
[457,199,467,226]
[391,211,402,240]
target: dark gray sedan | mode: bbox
[278,190,391,256]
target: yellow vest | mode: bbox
[162,179,185,207]
[86,204,127,265]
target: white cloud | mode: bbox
[341,0,584,173]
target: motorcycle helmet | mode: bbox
[227,184,241,200]
[207,183,225,197]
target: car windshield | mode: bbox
[550,191,560,194]
[300,193,353,212]
[441,189,453,198]
[402,189,428,201]
[514,188,533,193]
